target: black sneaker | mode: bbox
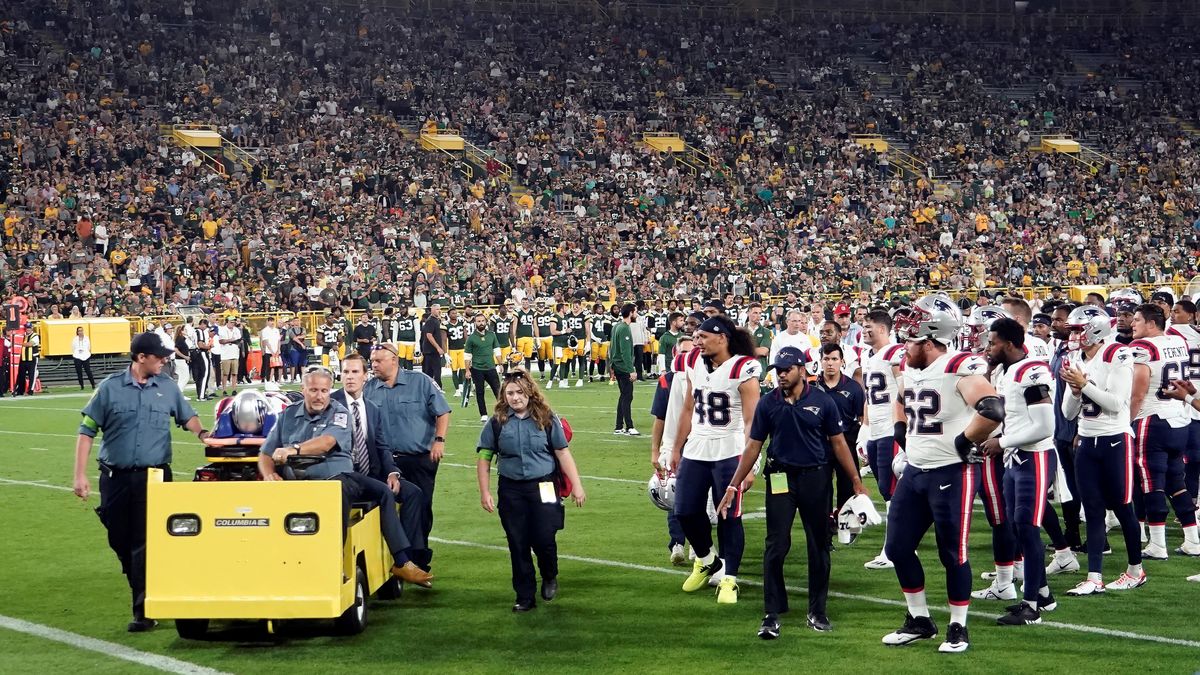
[127,618,158,633]
[938,622,970,652]
[758,614,781,640]
[807,613,832,632]
[882,613,938,645]
[997,603,1042,626]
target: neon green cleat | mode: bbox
[682,557,723,592]
[716,576,739,604]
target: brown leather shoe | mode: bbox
[392,561,434,588]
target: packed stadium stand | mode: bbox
[1,0,1198,322]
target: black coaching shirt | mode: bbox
[749,383,844,469]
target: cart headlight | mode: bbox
[285,513,319,535]
[167,514,200,536]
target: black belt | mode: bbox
[499,474,555,484]
[99,461,169,477]
[769,463,826,475]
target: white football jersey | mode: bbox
[660,353,692,456]
[1130,334,1190,427]
[1168,325,1200,421]
[682,350,762,461]
[862,343,906,441]
[995,358,1054,453]
[1063,340,1134,438]
[901,351,988,470]
[1024,334,1053,361]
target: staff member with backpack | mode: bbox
[477,369,586,612]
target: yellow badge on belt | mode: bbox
[771,473,789,494]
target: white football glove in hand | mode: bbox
[891,450,909,480]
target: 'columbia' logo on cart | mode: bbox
[214,518,270,527]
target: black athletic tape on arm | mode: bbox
[1023,384,1051,406]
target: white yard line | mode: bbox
[0,477,73,491]
[429,537,1200,649]
[0,614,231,674]
[1,477,1194,650]
[440,462,643,485]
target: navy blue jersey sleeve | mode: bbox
[649,374,673,419]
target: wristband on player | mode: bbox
[953,433,978,463]
[725,484,738,492]
[1186,394,1196,406]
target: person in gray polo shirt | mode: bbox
[259,366,434,587]
[73,332,208,633]
[367,343,451,571]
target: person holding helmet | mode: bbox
[650,334,695,565]
[880,295,1002,654]
[669,315,761,606]
[718,346,866,639]
[1059,305,1146,596]
[476,369,585,612]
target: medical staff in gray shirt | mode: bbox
[258,366,434,588]
[73,332,208,633]
[367,343,450,571]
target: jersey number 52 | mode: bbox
[903,389,943,435]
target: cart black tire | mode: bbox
[175,619,209,640]
[335,564,368,635]
[377,578,404,600]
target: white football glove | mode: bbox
[657,452,672,473]
[891,450,909,480]
[856,436,869,463]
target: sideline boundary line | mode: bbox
[429,536,1200,650]
[0,614,231,674]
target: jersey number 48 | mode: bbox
[694,390,732,427]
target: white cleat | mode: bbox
[1104,511,1118,532]
[1107,571,1147,590]
[1141,543,1169,561]
[1187,573,1200,582]
[1045,553,1081,575]
[868,552,897,566]
[971,583,1018,601]
[1066,579,1106,596]
[559,379,569,389]
[670,544,686,566]
[545,380,554,389]
[1176,541,1200,557]
[480,415,489,423]
[575,379,584,388]
[626,428,641,436]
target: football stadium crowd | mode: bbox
[1,0,1199,321]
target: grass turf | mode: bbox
[1,378,1199,673]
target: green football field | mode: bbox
[2,378,1200,674]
